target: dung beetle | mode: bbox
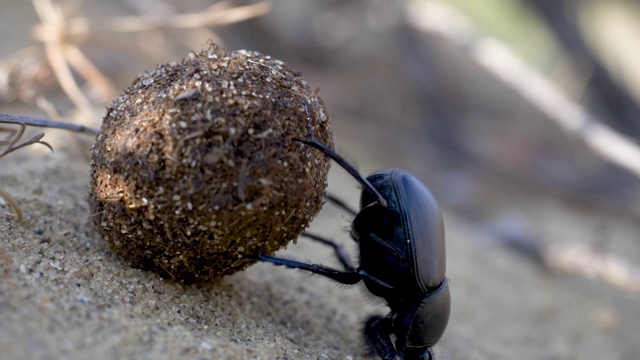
[257,138,450,360]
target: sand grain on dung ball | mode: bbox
[88,46,333,283]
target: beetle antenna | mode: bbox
[294,138,388,208]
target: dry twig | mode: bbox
[527,0,640,137]
[0,0,271,223]
[3,0,271,125]
[487,215,640,296]
[405,1,640,181]
[72,1,271,33]
[543,242,640,295]
[0,123,53,222]
[0,112,98,135]
[0,111,99,222]
[0,185,22,222]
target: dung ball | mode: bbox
[88,46,333,283]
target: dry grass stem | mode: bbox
[0,185,23,222]
[62,44,116,103]
[64,1,270,34]
[544,243,640,296]
[1,0,271,223]
[44,42,93,114]
[29,0,271,36]
[32,0,93,115]
[0,112,99,134]
[0,124,53,157]
[0,123,54,222]
[3,0,271,125]
[35,96,64,121]
[406,1,640,181]
[0,46,52,103]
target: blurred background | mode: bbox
[1,0,640,359]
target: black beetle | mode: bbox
[257,138,450,360]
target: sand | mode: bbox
[2,122,640,360]
[0,138,378,360]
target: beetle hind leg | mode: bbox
[363,315,397,360]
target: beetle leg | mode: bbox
[301,232,356,271]
[403,346,434,360]
[363,315,397,360]
[256,254,361,285]
[326,193,357,217]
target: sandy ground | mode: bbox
[2,120,640,360]
[2,1,640,360]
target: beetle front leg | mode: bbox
[256,254,362,285]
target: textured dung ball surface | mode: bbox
[89,46,332,283]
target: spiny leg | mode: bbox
[404,347,434,360]
[301,232,356,271]
[257,254,362,285]
[326,193,357,217]
[364,315,397,360]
